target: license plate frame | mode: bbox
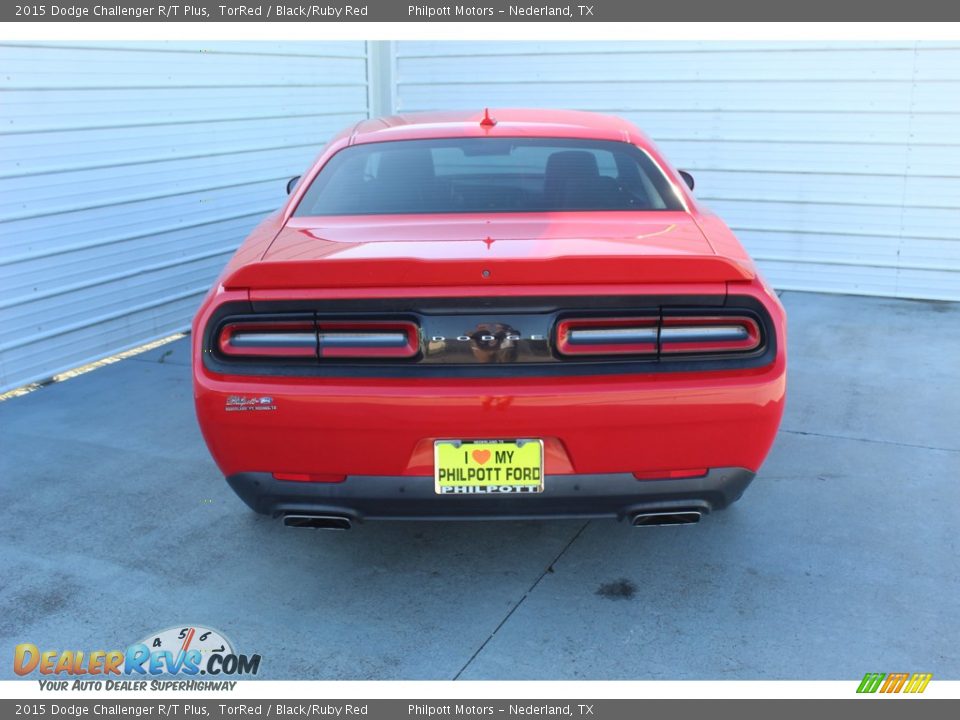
[433,439,544,495]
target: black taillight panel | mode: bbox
[201,296,775,378]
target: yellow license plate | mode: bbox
[434,439,544,494]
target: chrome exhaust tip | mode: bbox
[283,514,353,530]
[631,510,702,527]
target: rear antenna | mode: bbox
[480,107,497,127]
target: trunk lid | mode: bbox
[222,213,754,290]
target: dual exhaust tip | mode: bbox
[282,510,703,530]
[283,514,353,530]
[630,509,702,527]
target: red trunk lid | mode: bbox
[222,212,754,290]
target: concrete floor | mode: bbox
[1,291,958,680]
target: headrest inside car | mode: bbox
[377,149,436,183]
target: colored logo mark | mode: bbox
[857,672,932,694]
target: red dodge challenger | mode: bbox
[192,109,786,529]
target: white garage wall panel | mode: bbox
[393,41,960,302]
[3,42,959,394]
[0,42,370,392]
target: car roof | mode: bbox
[340,109,652,147]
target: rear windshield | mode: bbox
[293,137,684,216]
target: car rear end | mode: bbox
[191,117,786,527]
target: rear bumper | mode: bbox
[226,467,755,522]
[194,287,786,481]
[196,363,785,478]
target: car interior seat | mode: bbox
[374,149,438,212]
[543,150,620,209]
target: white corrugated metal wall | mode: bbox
[393,41,960,302]
[0,41,370,392]
[3,41,959,393]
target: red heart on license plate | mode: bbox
[472,449,491,465]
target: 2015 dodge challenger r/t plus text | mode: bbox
[192,109,786,529]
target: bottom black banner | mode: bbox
[1,700,957,720]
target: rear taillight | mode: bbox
[556,317,658,356]
[555,314,761,358]
[218,319,419,360]
[219,321,316,358]
[659,316,760,355]
[317,321,419,359]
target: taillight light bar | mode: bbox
[317,321,419,359]
[218,320,420,360]
[556,317,658,356]
[659,316,760,355]
[219,321,316,358]
[556,315,761,357]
